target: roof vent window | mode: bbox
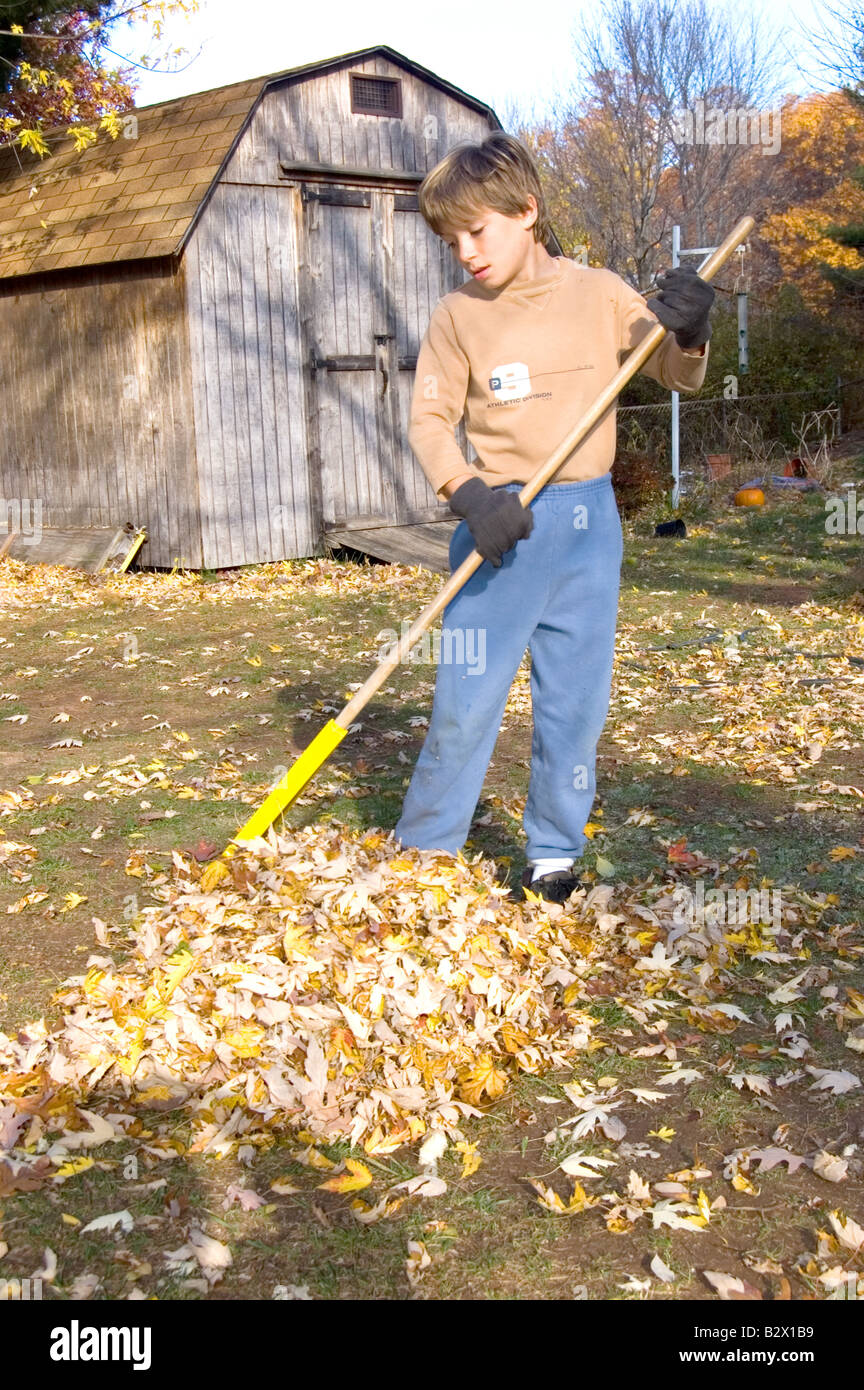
[350,74,402,117]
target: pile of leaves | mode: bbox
[1,828,609,1162]
[1,826,861,1259]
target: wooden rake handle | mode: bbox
[214,214,754,863]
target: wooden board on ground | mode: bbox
[0,525,146,573]
[325,520,458,574]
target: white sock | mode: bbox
[530,857,575,882]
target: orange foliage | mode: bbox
[757,92,864,311]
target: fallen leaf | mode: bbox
[828,1210,864,1254]
[813,1151,848,1184]
[650,1253,676,1282]
[704,1269,762,1300]
[79,1209,134,1235]
[317,1159,373,1194]
[806,1067,861,1094]
[749,1147,807,1174]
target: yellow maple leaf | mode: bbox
[159,949,195,1001]
[282,922,311,957]
[455,1141,482,1177]
[317,1159,373,1193]
[499,1020,529,1054]
[565,1181,593,1212]
[732,1169,759,1195]
[841,988,864,1020]
[363,1125,406,1155]
[82,966,107,997]
[135,1084,179,1105]
[200,859,230,892]
[53,1156,94,1180]
[529,1178,568,1212]
[606,1214,634,1233]
[457,1053,508,1106]
[829,846,857,861]
[221,1024,265,1058]
[648,1126,676,1142]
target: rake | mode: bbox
[200,214,755,891]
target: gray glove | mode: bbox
[646,264,714,349]
[449,477,533,567]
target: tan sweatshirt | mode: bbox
[407,255,709,494]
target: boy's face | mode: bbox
[441,198,541,290]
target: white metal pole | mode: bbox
[671,224,680,509]
[737,291,749,375]
[666,232,721,508]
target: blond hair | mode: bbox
[417,132,551,246]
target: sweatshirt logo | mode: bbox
[489,362,531,401]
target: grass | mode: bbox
[1,462,863,1300]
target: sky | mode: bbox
[118,0,839,121]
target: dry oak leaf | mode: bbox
[0,1156,52,1196]
[748,1147,807,1174]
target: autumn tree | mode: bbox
[0,0,199,157]
[514,0,780,288]
[799,3,864,322]
[0,1,110,94]
[737,91,864,316]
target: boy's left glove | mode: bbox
[646,264,714,349]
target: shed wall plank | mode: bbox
[0,263,202,567]
[184,181,313,566]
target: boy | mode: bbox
[394,133,713,902]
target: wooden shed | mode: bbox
[0,45,563,570]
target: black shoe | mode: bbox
[520,866,587,903]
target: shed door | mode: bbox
[298,182,462,531]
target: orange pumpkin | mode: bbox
[734,486,765,507]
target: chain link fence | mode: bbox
[616,378,864,486]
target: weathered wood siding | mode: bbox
[0,52,497,572]
[0,261,201,568]
[183,54,487,556]
[184,181,312,567]
[298,186,473,529]
[230,54,495,182]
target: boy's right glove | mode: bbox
[448,477,534,568]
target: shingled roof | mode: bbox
[0,45,500,283]
[0,72,267,280]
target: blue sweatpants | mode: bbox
[394,474,623,861]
